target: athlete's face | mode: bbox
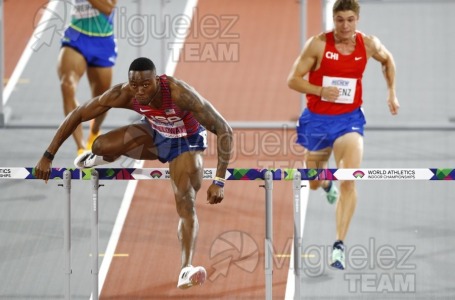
[128,70,159,105]
[333,10,358,40]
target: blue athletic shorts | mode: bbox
[61,27,117,67]
[296,108,366,151]
[141,118,207,163]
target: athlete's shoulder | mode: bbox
[316,31,329,42]
[302,32,328,59]
[166,76,192,98]
[166,75,184,87]
[99,82,133,108]
[359,32,374,44]
[307,32,327,47]
[359,32,382,57]
[166,76,206,112]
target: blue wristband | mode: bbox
[213,179,225,187]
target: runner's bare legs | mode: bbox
[333,132,363,241]
[57,47,86,151]
[86,66,112,136]
[58,48,112,151]
[305,147,332,191]
[91,123,159,162]
[91,123,204,268]
[169,151,204,268]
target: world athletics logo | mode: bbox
[149,170,163,178]
[352,170,365,178]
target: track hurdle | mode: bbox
[282,167,455,300]
[1,167,454,300]
[0,167,281,299]
[85,168,280,300]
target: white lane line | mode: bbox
[3,0,59,105]
[165,0,198,76]
[285,180,310,299]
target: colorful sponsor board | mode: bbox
[284,169,455,180]
[0,168,80,179]
[2,168,454,181]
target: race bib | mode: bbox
[322,76,357,104]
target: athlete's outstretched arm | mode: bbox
[34,84,126,181]
[170,78,233,204]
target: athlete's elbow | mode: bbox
[219,122,233,139]
[287,76,300,91]
[217,123,233,144]
[226,124,233,138]
[71,106,89,124]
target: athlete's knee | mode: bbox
[175,195,196,219]
[176,204,196,220]
[91,135,105,155]
[340,180,356,192]
[191,177,202,192]
[59,74,78,94]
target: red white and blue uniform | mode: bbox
[296,31,367,151]
[132,75,207,162]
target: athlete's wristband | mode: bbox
[213,176,226,187]
[214,176,226,182]
[43,150,54,161]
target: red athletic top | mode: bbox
[132,74,201,138]
[307,31,367,115]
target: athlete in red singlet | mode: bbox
[287,0,399,270]
[34,57,233,289]
[306,30,367,115]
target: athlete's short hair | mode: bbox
[129,57,156,72]
[333,0,360,16]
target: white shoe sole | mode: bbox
[73,151,112,168]
[177,266,207,289]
